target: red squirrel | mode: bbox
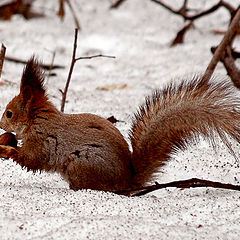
[0,57,240,193]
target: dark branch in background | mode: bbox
[202,7,240,82]
[115,178,240,196]
[151,0,235,21]
[0,0,44,20]
[0,44,6,79]
[110,0,127,9]
[152,0,240,85]
[5,56,65,70]
[151,0,237,47]
[60,29,115,112]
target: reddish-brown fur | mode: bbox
[0,57,240,193]
[0,132,17,147]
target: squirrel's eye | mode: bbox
[6,110,12,119]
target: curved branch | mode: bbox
[115,178,240,196]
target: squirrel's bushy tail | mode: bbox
[129,76,240,186]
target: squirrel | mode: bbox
[0,57,240,193]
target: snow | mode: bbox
[0,0,240,239]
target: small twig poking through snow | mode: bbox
[60,28,116,112]
[202,6,240,82]
[170,21,193,46]
[115,178,240,196]
[0,44,6,79]
[110,0,127,9]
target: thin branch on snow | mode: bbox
[115,178,240,196]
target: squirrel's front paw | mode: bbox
[0,132,18,147]
[0,145,18,159]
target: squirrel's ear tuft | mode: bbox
[20,56,45,97]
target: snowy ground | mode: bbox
[0,0,240,239]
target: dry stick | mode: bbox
[0,44,6,79]
[220,47,240,88]
[60,29,115,112]
[75,54,115,61]
[115,178,240,196]
[60,28,78,112]
[202,7,240,82]
[130,178,240,197]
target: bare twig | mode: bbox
[60,29,115,112]
[75,54,115,61]
[211,46,240,88]
[60,28,78,113]
[202,7,240,81]
[5,56,64,70]
[115,178,240,196]
[222,51,240,87]
[0,44,6,79]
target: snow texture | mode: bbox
[0,0,240,239]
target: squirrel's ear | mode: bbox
[22,85,33,103]
[20,56,46,102]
